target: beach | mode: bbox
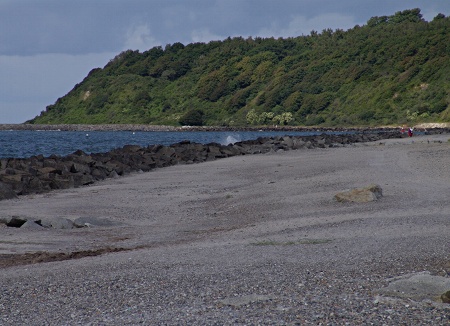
[0,134,449,324]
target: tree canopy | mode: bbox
[28,9,450,127]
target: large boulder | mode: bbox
[38,217,75,229]
[0,181,17,200]
[334,184,383,203]
[20,220,45,230]
[5,216,28,227]
[69,162,91,174]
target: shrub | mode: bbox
[179,109,204,126]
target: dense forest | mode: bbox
[28,9,450,127]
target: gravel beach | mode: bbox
[1,134,449,325]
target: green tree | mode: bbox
[28,8,450,127]
[179,109,204,126]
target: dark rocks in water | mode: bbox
[0,131,403,200]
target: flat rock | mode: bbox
[39,217,75,229]
[375,271,450,302]
[334,184,383,203]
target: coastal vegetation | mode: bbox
[28,9,450,127]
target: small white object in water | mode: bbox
[223,135,240,145]
[86,133,89,137]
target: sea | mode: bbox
[0,129,346,159]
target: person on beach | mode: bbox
[408,127,413,137]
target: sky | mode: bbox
[1,0,449,124]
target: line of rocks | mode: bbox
[0,215,123,230]
[0,131,406,201]
[0,124,177,132]
[2,123,450,133]
[0,124,389,132]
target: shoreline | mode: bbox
[0,123,442,132]
[1,123,449,135]
[0,131,406,200]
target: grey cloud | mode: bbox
[0,1,128,55]
[0,0,449,124]
[1,0,449,56]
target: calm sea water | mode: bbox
[0,130,337,159]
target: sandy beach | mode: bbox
[1,134,449,324]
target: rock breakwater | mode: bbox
[2,123,450,133]
[0,131,406,200]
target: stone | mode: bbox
[51,175,75,189]
[315,137,326,148]
[42,159,58,168]
[109,170,120,179]
[6,216,28,227]
[3,168,17,175]
[27,177,44,192]
[1,173,23,183]
[220,145,240,157]
[376,271,450,302]
[122,144,142,152]
[91,168,107,180]
[334,184,383,203]
[70,150,93,164]
[70,162,91,174]
[441,290,450,303]
[0,131,401,202]
[0,159,8,169]
[292,139,306,149]
[38,217,74,229]
[0,181,17,200]
[281,136,294,148]
[72,173,95,187]
[20,220,45,230]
